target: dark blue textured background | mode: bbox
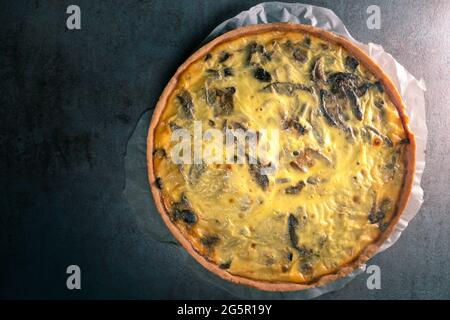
[1,0,449,299]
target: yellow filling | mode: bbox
[153,31,408,283]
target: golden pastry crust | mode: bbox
[147,23,415,291]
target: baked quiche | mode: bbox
[147,23,415,291]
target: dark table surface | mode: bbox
[1,0,449,299]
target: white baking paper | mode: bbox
[124,2,427,299]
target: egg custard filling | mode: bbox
[151,29,412,284]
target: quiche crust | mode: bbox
[146,23,416,291]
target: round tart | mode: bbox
[147,23,415,291]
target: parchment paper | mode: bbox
[124,2,427,299]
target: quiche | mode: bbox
[147,23,415,291]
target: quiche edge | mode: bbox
[146,22,416,292]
